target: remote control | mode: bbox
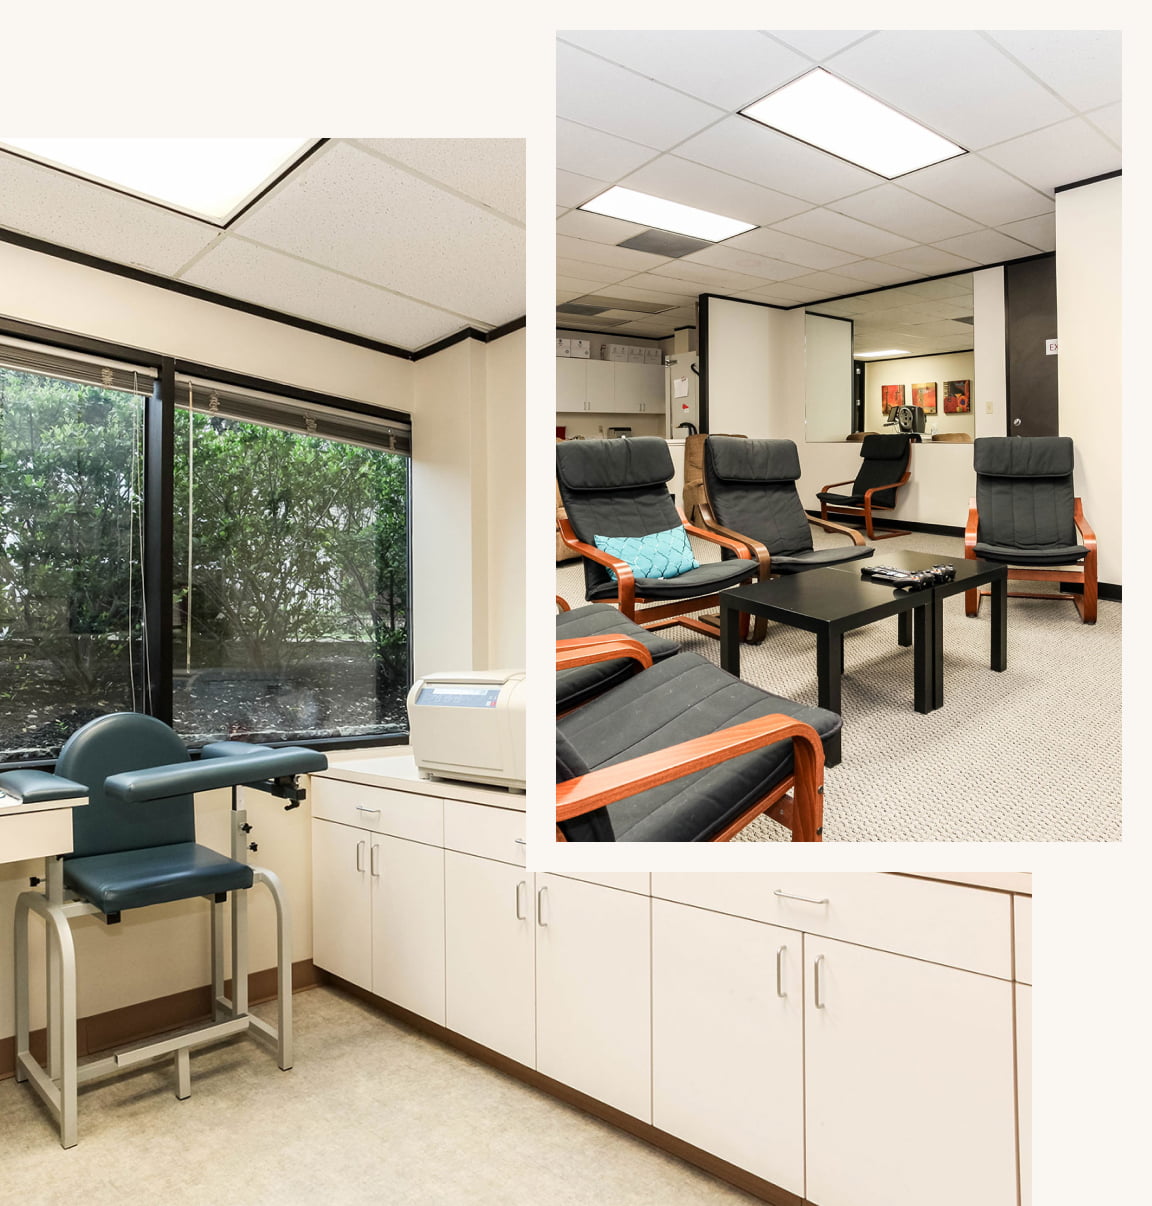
[862,563,957,589]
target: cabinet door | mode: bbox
[444,853,535,1067]
[652,901,804,1194]
[805,936,1017,1206]
[369,836,446,1025]
[609,362,648,413]
[556,358,588,412]
[585,360,616,412]
[535,873,651,1121]
[1017,983,1031,1206]
[311,819,372,990]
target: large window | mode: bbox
[0,331,411,765]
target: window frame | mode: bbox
[0,316,414,769]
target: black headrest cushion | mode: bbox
[974,436,1074,478]
[707,436,801,483]
[557,437,674,491]
[860,433,911,460]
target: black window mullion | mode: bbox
[143,357,175,723]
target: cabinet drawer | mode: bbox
[310,776,443,846]
[653,873,1011,978]
[1014,895,1031,984]
[443,799,525,865]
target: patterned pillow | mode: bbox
[594,526,699,580]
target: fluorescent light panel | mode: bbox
[740,69,965,179]
[579,186,755,243]
[0,137,316,222]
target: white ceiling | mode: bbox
[0,138,525,353]
[556,30,1121,339]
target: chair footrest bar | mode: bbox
[113,1016,251,1069]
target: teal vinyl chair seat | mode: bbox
[63,842,254,915]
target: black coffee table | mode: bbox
[718,568,935,766]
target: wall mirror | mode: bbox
[805,274,976,443]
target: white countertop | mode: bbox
[895,872,1031,895]
[316,750,526,812]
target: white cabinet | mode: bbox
[444,853,535,1066]
[585,360,616,412]
[311,817,372,990]
[534,874,652,1121]
[804,935,1017,1206]
[1017,983,1031,1205]
[613,362,665,413]
[556,359,665,415]
[557,358,587,411]
[1014,895,1031,984]
[651,900,804,1194]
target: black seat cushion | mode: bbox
[557,652,841,842]
[973,541,1087,566]
[557,605,681,712]
[769,545,874,572]
[63,841,254,914]
[584,557,759,601]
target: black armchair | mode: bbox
[817,433,912,539]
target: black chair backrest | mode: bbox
[557,438,682,596]
[704,437,813,556]
[56,713,195,859]
[853,434,911,507]
[974,436,1077,549]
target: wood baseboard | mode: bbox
[0,959,318,1081]
[318,969,805,1206]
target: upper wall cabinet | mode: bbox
[557,359,664,415]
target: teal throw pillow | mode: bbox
[594,526,699,581]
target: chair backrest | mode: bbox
[557,438,682,596]
[704,436,813,556]
[682,432,745,522]
[853,434,911,507]
[974,436,1078,549]
[56,713,196,858]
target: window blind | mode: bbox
[0,335,157,395]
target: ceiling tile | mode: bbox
[557,42,725,151]
[621,272,707,299]
[650,261,772,294]
[350,138,524,221]
[233,142,522,324]
[770,209,917,257]
[984,31,1121,113]
[826,185,984,243]
[556,234,669,272]
[995,213,1056,252]
[830,260,924,287]
[557,287,585,303]
[765,31,874,62]
[827,30,1075,150]
[560,29,812,110]
[723,225,861,269]
[1085,102,1121,146]
[619,154,810,226]
[556,259,636,286]
[674,116,879,205]
[980,118,1121,195]
[602,283,699,306]
[557,168,611,208]
[183,238,469,347]
[0,152,220,275]
[786,271,879,299]
[932,229,1042,264]
[681,243,810,282]
[556,119,659,181]
[555,209,649,244]
[899,155,1052,226]
[876,246,981,275]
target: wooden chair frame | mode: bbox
[556,508,755,641]
[819,466,912,540]
[555,638,825,843]
[964,496,1098,623]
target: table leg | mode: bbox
[991,572,1007,671]
[816,628,843,716]
[931,591,944,710]
[720,600,742,676]
[824,729,842,769]
[897,610,912,647]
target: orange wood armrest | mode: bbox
[964,499,979,553]
[556,596,571,612]
[862,470,911,504]
[556,714,825,821]
[807,514,868,545]
[556,516,635,591]
[1073,498,1097,548]
[556,636,653,673]
[696,503,772,575]
[677,507,755,559]
[819,477,855,493]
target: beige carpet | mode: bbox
[0,986,760,1205]
[557,529,1121,842]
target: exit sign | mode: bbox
[1045,338,1059,355]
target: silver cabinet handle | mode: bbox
[774,888,829,906]
[355,840,366,873]
[536,885,549,927]
[776,945,788,998]
[356,805,381,814]
[514,838,526,845]
[370,843,380,878]
[814,955,826,1009]
[515,880,527,920]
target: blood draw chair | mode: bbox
[1,713,326,1148]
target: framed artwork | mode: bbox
[911,381,938,414]
[943,380,971,414]
[881,384,905,413]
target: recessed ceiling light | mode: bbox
[740,69,966,179]
[0,137,318,223]
[856,349,910,358]
[579,186,756,243]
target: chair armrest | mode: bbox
[557,516,636,612]
[807,514,868,545]
[556,596,571,612]
[556,714,825,821]
[696,503,772,576]
[819,478,855,493]
[0,769,87,805]
[556,636,653,673]
[105,746,327,802]
[964,498,979,554]
[1073,498,1097,548]
[862,469,911,505]
[677,507,755,560]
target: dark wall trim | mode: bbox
[698,295,711,432]
[851,349,973,366]
[1054,169,1122,194]
[144,360,176,724]
[700,290,790,313]
[481,314,527,343]
[0,312,164,368]
[412,315,528,361]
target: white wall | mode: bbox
[1056,177,1122,585]
[804,314,854,442]
[863,351,975,437]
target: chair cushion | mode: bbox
[816,490,866,506]
[594,526,699,580]
[556,605,680,712]
[859,433,910,460]
[974,435,1074,477]
[63,841,254,914]
[557,437,674,491]
[770,544,874,573]
[0,769,87,804]
[705,438,814,557]
[973,541,1088,566]
[585,557,759,602]
[708,436,801,483]
[557,652,841,842]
